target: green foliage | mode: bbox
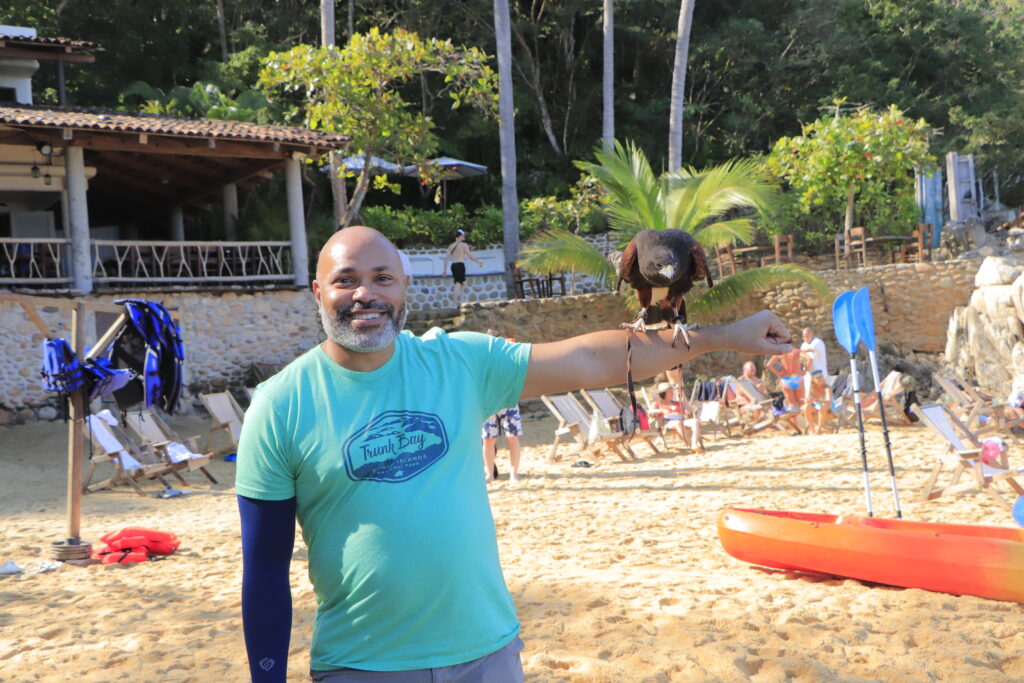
[358,203,516,248]
[767,103,935,236]
[258,28,498,223]
[576,140,779,248]
[521,140,828,319]
[120,81,274,122]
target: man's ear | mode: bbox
[312,279,322,307]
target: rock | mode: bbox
[15,408,35,423]
[0,409,14,426]
[37,406,59,420]
[974,256,1024,287]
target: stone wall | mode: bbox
[0,255,983,424]
[459,259,981,378]
[0,288,322,424]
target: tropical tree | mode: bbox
[767,103,936,255]
[493,0,521,298]
[258,28,498,226]
[668,0,696,169]
[520,141,830,321]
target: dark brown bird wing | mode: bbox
[692,242,714,288]
[619,238,654,308]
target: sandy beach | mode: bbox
[1,410,1023,682]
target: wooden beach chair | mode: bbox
[83,411,178,496]
[934,374,1022,437]
[199,391,246,455]
[124,408,217,484]
[911,402,1024,511]
[689,379,738,439]
[733,378,778,433]
[861,370,913,426]
[540,392,637,463]
[580,387,663,455]
[639,384,704,452]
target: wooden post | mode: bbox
[65,301,86,544]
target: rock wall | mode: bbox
[0,288,322,425]
[943,256,1024,399]
[0,256,983,424]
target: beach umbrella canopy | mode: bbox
[339,155,403,175]
[402,157,488,178]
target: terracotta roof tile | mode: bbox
[0,34,100,50]
[0,105,350,149]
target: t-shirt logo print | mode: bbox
[343,410,449,482]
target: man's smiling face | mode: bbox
[313,227,408,354]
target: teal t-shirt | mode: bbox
[235,329,531,672]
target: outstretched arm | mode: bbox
[521,310,792,400]
[240,495,296,683]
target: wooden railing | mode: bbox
[0,238,72,285]
[0,238,294,288]
[91,240,293,284]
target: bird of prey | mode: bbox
[617,228,714,348]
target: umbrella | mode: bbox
[339,155,403,175]
[402,157,488,208]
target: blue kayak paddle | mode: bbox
[852,286,902,519]
[833,290,873,517]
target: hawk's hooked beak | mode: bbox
[658,263,677,280]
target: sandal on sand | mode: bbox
[571,460,593,468]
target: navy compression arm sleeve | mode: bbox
[239,495,296,683]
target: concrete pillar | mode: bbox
[170,206,185,241]
[222,183,239,240]
[65,146,92,293]
[285,157,309,287]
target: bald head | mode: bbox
[316,226,405,282]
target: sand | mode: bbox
[1,411,1023,682]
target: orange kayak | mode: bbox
[717,507,1024,603]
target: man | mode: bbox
[237,226,792,682]
[766,347,804,411]
[734,360,768,422]
[802,369,834,435]
[441,229,483,306]
[482,330,524,484]
[800,327,828,378]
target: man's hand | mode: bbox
[718,310,793,356]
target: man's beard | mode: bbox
[320,301,407,353]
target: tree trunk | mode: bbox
[494,0,521,299]
[320,0,335,47]
[668,0,696,169]
[215,0,229,61]
[602,0,614,151]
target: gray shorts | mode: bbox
[309,636,524,682]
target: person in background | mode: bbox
[482,329,524,484]
[653,381,702,451]
[442,229,483,307]
[766,347,804,413]
[800,327,828,379]
[802,369,834,435]
[734,361,768,422]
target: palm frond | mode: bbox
[518,229,616,285]
[576,141,666,236]
[688,264,831,321]
[663,159,779,231]
[694,218,757,249]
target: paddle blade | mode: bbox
[1014,495,1024,528]
[832,290,860,353]
[852,287,877,351]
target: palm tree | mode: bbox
[602,0,614,151]
[668,0,696,169]
[493,0,521,298]
[520,140,830,320]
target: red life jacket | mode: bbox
[91,527,180,565]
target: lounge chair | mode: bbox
[934,374,1022,436]
[123,408,217,484]
[689,379,739,439]
[639,384,704,452]
[580,387,663,455]
[540,392,637,463]
[911,402,1024,511]
[733,378,778,433]
[199,391,246,455]
[828,374,857,432]
[83,410,178,496]
[861,370,913,425]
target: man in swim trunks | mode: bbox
[236,225,794,682]
[482,405,523,484]
[802,369,834,434]
[442,229,483,307]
